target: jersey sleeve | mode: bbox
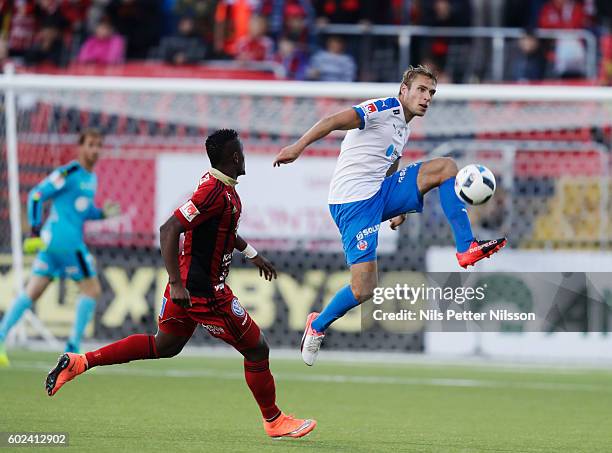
[352,97,401,130]
[85,204,104,221]
[27,163,77,229]
[173,180,225,230]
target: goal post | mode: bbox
[1,66,611,349]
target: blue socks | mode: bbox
[439,177,474,253]
[66,296,96,352]
[312,285,359,333]
[0,293,33,342]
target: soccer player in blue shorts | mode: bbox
[0,129,119,366]
[273,65,507,366]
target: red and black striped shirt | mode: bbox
[173,170,242,298]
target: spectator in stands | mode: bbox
[214,0,257,58]
[275,35,308,79]
[174,0,218,50]
[34,0,69,32]
[538,0,588,78]
[510,30,546,81]
[538,0,587,29]
[419,0,472,82]
[58,0,92,39]
[77,18,125,64]
[258,0,314,47]
[313,0,365,25]
[307,35,356,81]
[158,15,207,64]
[235,14,274,62]
[105,0,162,59]
[4,0,37,57]
[503,0,546,29]
[283,3,313,50]
[24,23,65,66]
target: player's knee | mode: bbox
[157,343,183,359]
[80,279,101,299]
[242,333,269,362]
[438,157,458,181]
[350,284,374,304]
[154,333,185,358]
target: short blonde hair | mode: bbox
[400,65,437,90]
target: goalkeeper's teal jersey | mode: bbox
[27,161,103,253]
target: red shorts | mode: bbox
[158,284,261,352]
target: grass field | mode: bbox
[3,349,612,453]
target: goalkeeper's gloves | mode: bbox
[23,227,45,254]
[102,201,121,219]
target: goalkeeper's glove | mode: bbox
[102,201,121,218]
[23,227,45,254]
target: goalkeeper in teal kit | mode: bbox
[0,129,119,366]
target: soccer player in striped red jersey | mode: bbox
[45,129,317,439]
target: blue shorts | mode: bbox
[32,245,97,281]
[329,162,423,265]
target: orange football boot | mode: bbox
[263,412,317,439]
[45,353,88,396]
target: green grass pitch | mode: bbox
[3,350,612,452]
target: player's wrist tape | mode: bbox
[242,244,258,259]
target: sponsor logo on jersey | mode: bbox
[393,109,400,114]
[365,103,377,114]
[214,283,225,291]
[49,170,66,189]
[357,240,368,251]
[179,200,200,222]
[231,298,246,318]
[385,144,395,157]
[202,324,225,335]
[74,196,90,212]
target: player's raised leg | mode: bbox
[45,328,191,396]
[302,260,377,366]
[0,275,51,367]
[416,157,506,268]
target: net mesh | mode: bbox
[1,82,611,349]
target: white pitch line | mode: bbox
[11,361,612,393]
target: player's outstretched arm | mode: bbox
[27,169,71,232]
[235,234,277,281]
[159,216,191,307]
[273,108,361,167]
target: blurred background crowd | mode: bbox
[1,0,611,84]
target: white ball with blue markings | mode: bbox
[454,164,496,205]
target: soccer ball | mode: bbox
[454,164,496,205]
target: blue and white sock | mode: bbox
[311,285,359,333]
[439,177,474,253]
[66,296,96,352]
[0,293,33,342]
